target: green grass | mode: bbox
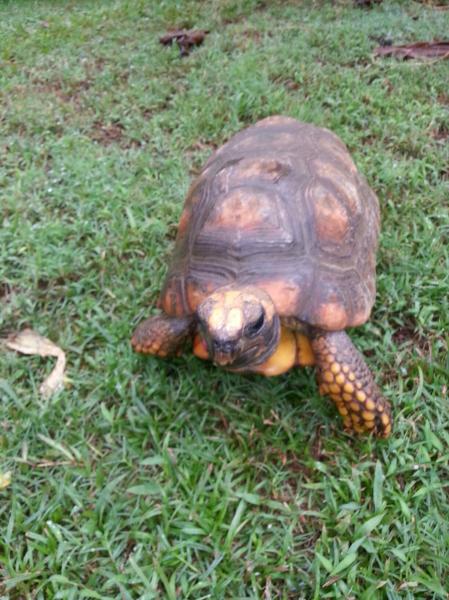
[1,0,449,597]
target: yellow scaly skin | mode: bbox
[311,330,392,437]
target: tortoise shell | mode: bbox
[159,116,380,331]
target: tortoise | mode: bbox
[132,115,392,437]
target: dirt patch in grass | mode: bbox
[29,78,92,106]
[432,123,449,141]
[13,59,107,109]
[393,322,420,346]
[0,282,13,302]
[37,274,80,291]
[234,26,274,49]
[188,139,218,155]
[89,120,143,148]
[439,166,449,180]
[417,0,449,6]
[282,78,301,91]
[391,319,439,359]
[437,93,449,105]
[221,0,269,25]
[90,121,125,145]
[270,73,301,91]
[241,28,263,43]
[361,134,378,145]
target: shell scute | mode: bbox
[312,158,361,216]
[310,183,353,252]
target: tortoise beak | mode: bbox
[213,353,234,366]
[211,340,237,366]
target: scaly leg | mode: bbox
[131,314,194,357]
[311,329,392,438]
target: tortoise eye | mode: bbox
[246,313,265,337]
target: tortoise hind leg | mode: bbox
[131,314,195,357]
[310,330,392,438]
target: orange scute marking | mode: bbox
[313,159,361,214]
[161,280,185,317]
[322,140,358,174]
[258,280,300,315]
[316,302,348,330]
[186,280,214,312]
[233,158,287,183]
[312,185,350,244]
[203,189,275,231]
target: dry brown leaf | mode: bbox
[418,0,449,8]
[0,471,12,490]
[374,40,449,60]
[6,329,66,398]
[354,0,383,7]
[159,29,209,56]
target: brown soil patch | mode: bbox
[20,60,106,107]
[30,78,92,105]
[439,166,449,180]
[90,121,125,145]
[393,323,417,345]
[241,28,263,43]
[221,0,268,25]
[270,74,301,91]
[432,123,449,141]
[0,282,13,302]
[416,0,449,6]
[361,134,377,145]
[233,26,274,51]
[37,274,80,291]
[392,320,433,357]
[188,139,218,154]
[89,121,142,148]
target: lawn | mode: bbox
[1,0,449,598]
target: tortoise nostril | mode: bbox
[214,340,234,354]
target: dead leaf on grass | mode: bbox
[0,471,11,490]
[5,329,66,398]
[159,29,209,56]
[354,0,383,7]
[374,40,449,60]
[417,0,449,8]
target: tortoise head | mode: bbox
[197,285,280,369]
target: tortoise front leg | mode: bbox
[131,314,195,357]
[310,329,392,438]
